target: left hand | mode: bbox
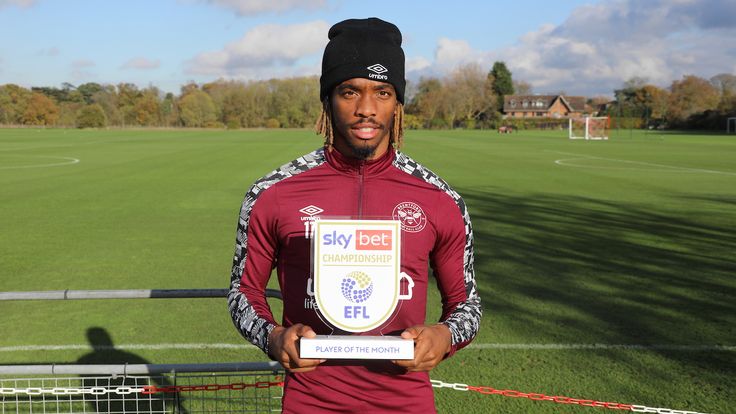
[392,324,452,372]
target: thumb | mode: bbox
[297,325,317,338]
[401,326,423,339]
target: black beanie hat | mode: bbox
[320,17,406,104]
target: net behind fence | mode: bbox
[0,371,283,414]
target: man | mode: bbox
[228,18,481,413]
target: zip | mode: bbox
[357,162,365,218]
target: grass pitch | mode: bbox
[1,128,734,413]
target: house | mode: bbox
[503,95,586,118]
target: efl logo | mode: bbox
[341,271,374,319]
[355,229,392,250]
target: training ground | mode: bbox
[1,128,734,413]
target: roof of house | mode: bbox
[503,95,585,113]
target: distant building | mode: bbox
[503,95,586,118]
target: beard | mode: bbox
[344,138,380,160]
[333,116,392,160]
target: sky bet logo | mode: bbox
[322,230,392,250]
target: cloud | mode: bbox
[0,0,36,8]
[421,0,736,96]
[121,57,161,70]
[406,56,431,74]
[185,20,329,78]
[434,38,482,70]
[204,0,327,16]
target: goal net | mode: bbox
[728,117,736,133]
[569,117,610,140]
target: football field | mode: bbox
[1,128,734,413]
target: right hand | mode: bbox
[268,324,324,372]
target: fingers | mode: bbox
[392,324,451,372]
[270,324,324,373]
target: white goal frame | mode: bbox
[569,116,609,140]
[727,117,736,133]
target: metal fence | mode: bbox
[1,289,285,414]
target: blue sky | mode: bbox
[1,0,734,97]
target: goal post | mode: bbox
[569,116,610,140]
[727,117,736,133]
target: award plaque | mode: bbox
[300,219,414,360]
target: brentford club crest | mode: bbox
[392,202,427,233]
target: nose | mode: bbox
[355,94,377,118]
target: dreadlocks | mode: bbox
[315,99,404,151]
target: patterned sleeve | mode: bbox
[431,191,482,352]
[393,151,482,352]
[227,181,279,355]
[227,148,326,355]
[438,193,482,350]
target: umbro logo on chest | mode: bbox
[299,205,323,238]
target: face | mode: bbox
[330,77,398,161]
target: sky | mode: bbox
[0,0,735,97]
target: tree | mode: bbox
[22,92,59,125]
[635,85,669,120]
[268,77,321,128]
[77,104,107,128]
[116,83,141,126]
[711,74,736,115]
[710,74,736,94]
[160,92,178,127]
[667,75,720,125]
[489,61,514,112]
[0,84,31,124]
[202,79,229,123]
[612,78,670,125]
[513,80,532,95]
[92,85,122,126]
[77,83,104,104]
[56,102,84,127]
[178,88,217,127]
[406,77,443,128]
[622,77,648,90]
[218,80,271,128]
[133,87,161,126]
[442,63,495,128]
[32,86,71,103]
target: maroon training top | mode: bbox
[228,146,482,413]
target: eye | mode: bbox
[341,90,358,98]
[377,90,392,98]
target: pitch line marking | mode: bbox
[0,155,80,169]
[1,343,733,352]
[467,343,736,351]
[547,150,736,176]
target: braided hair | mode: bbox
[315,99,404,151]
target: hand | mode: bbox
[392,324,452,372]
[268,324,324,373]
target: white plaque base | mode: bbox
[300,335,414,360]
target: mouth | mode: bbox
[351,123,382,140]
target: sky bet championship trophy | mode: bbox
[300,219,415,360]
